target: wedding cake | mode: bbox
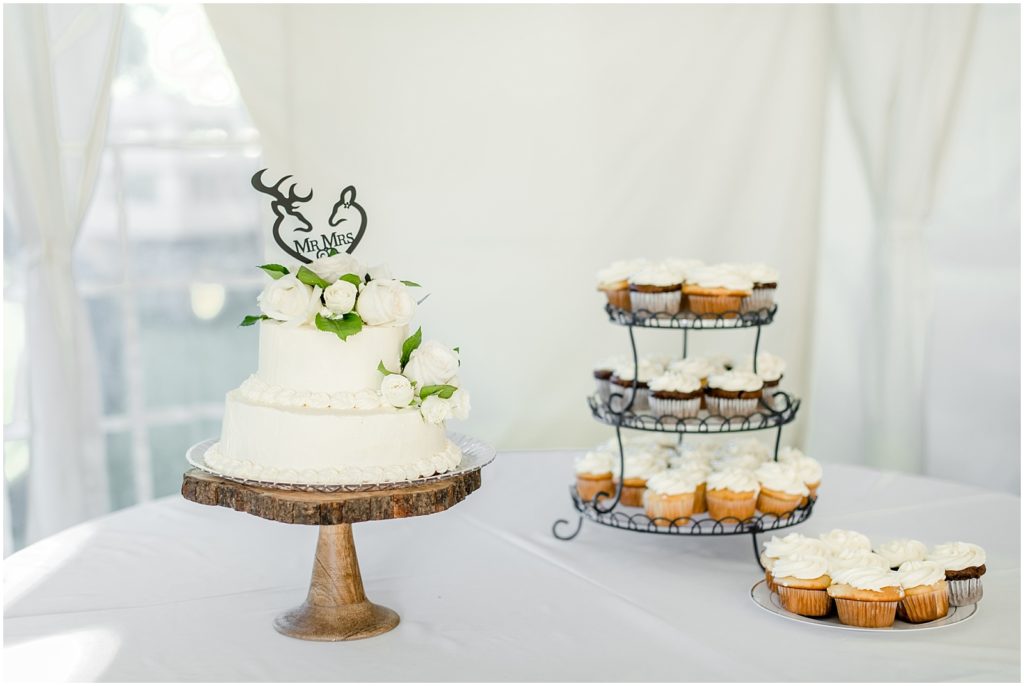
[203,249,470,485]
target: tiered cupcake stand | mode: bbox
[552,303,816,565]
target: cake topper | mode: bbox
[251,169,367,263]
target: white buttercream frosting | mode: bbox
[575,450,616,475]
[772,554,830,582]
[830,566,904,593]
[596,259,649,287]
[828,550,891,576]
[707,371,763,393]
[662,258,705,282]
[629,265,682,287]
[737,352,786,382]
[927,542,986,570]
[649,371,702,393]
[713,454,766,473]
[686,265,754,292]
[763,534,828,564]
[595,355,628,372]
[776,451,822,485]
[668,357,716,380]
[819,529,873,555]
[738,262,779,285]
[612,358,664,383]
[754,462,809,496]
[614,451,668,480]
[239,374,383,410]
[646,469,699,495]
[724,437,773,461]
[707,468,759,494]
[875,539,928,568]
[896,560,947,589]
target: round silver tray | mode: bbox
[750,579,978,632]
[185,432,496,493]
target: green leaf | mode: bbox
[453,346,460,353]
[240,314,269,327]
[419,384,457,400]
[339,273,362,287]
[296,266,331,289]
[315,312,363,341]
[327,248,339,256]
[401,280,422,288]
[377,360,400,376]
[400,327,422,368]
[258,264,289,279]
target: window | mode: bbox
[3,4,263,549]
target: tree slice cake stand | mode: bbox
[181,435,493,642]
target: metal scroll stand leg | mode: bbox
[274,524,400,641]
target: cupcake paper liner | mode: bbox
[778,586,833,617]
[630,290,682,317]
[686,293,743,318]
[740,287,776,313]
[576,475,615,504]
[705,395,760,418]
[649,396,702,419]
[692,482,707,513]
[643,491,695,525]
[609,386,650,412]
[765,569,778,594]
[603,288,632,311]
[705,492,757,521]
[834,598,898,628]
[595,378,612,403]
[899,586,950,623]
[619,483,646,507]
[756,490,802,516]
[947,577,983,606]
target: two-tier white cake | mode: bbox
[204,251,469,485]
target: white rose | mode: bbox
[366,263,394,281]
[380,374,414,408]
[420,394,452,425]
[322,280,358,315]
[403,341,460,387]
[308,253,365,283]
[257,275,322,326]
[449,388,471,420]
[356,279,415,326]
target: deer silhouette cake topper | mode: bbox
[251,169,367,264]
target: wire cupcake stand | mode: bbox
[552,302,816,564]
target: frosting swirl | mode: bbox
[612,358,664,383]
[597,259,649,287]
[875,539,928,568]
[724,437,772,461]
[707,371,763,393]
[763,534,827,563]
[828,550,890,576]
[646,469,699,495]
[686,265,754,292]
[738,262,779,285]
[707,468,759,494]
[575,451,616,475]
[649,371,702,393]
[776,450,822,485]
[754,462,809,496]
[629,265,682,287]
[819,529,872,555]
[737,352,786,382]
[772,554,830,582]
[830,566,904,593]
[613,451,667,480]
[668,357,716,380]
[662,258,705,282]
[896,560,947,589]
[927,542,986,571]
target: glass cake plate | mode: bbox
[750,579,978,632]
[185,432,496,493]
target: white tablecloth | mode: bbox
[4,451,1020,682]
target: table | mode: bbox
[4,451,1020,681]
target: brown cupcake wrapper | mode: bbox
[899,586,950,623]
[778,586,833,617]
[765,569,778,594]
[686,293,744,318]
[834,598,898,628]
[691,482,707,513]
[619,483,646,507]
[643,491,695,525]
[757,490,802,516]
[576,475,616,504]
[600,287,632,311]
[705,491,757,521]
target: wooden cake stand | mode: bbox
[181,467,482,641]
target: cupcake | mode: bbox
[593,356,626,403]
[643,469,698,525]
[827,567,905,628]
[760,534,828,593]
[819,529,872,556]
[705,353,735,374]
[628,265,683,317]
[736,263,779,313]
[668,357,717,388]
[705,468,759,521]
[713,452,767,473]
[927,542,986,606]
[723,436,772,462]
[574,451,616,503]
[648,371,703,420]
[612,451,666,507]
[827,550,891,578]
[669,461,710,514]
[738,352,785,408]
[663,258,705,283]
[681,266,753,318]
[776,447,822,505]
[773,554,833,617]
[596,259,646,311]
[754,462,808,516]
[875,539,928,570]
[608,358,663,412]
[704,371,764,418]
[895,561,950,623]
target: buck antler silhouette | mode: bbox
[251,169,314,234]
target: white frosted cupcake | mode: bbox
[705,371,764,418]
[760,534,828,592]
[608,358,663,412]
[827,550,891,578]
[738,352,786,407]
[735,262,779,312]
[773,554,833,617]
[875,539,928,570]
[776,447,822,505]
[705,468,760,521]
[896,560,950,623]
[724,437,773,462]
[648,371,703,420]
[819,529,873,556]
[668,461,711,514]
[574,450,616,503]
[612,450,667,508]
[643,469,699,524]
[628,265,683,317]
[593,355,627,402]
[668,356,717,387]
[682,265,753,318]
[754,462,808,516]
[663,258,705,284]
[596,259,648,311]
[828,567,905,628]
[926,542,986,606]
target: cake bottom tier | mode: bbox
[206,391,462,484]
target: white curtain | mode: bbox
[833,6,978,473]
[4,5,124,542]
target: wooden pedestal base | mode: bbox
[273,524,400,641]
[181,467,482,642]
